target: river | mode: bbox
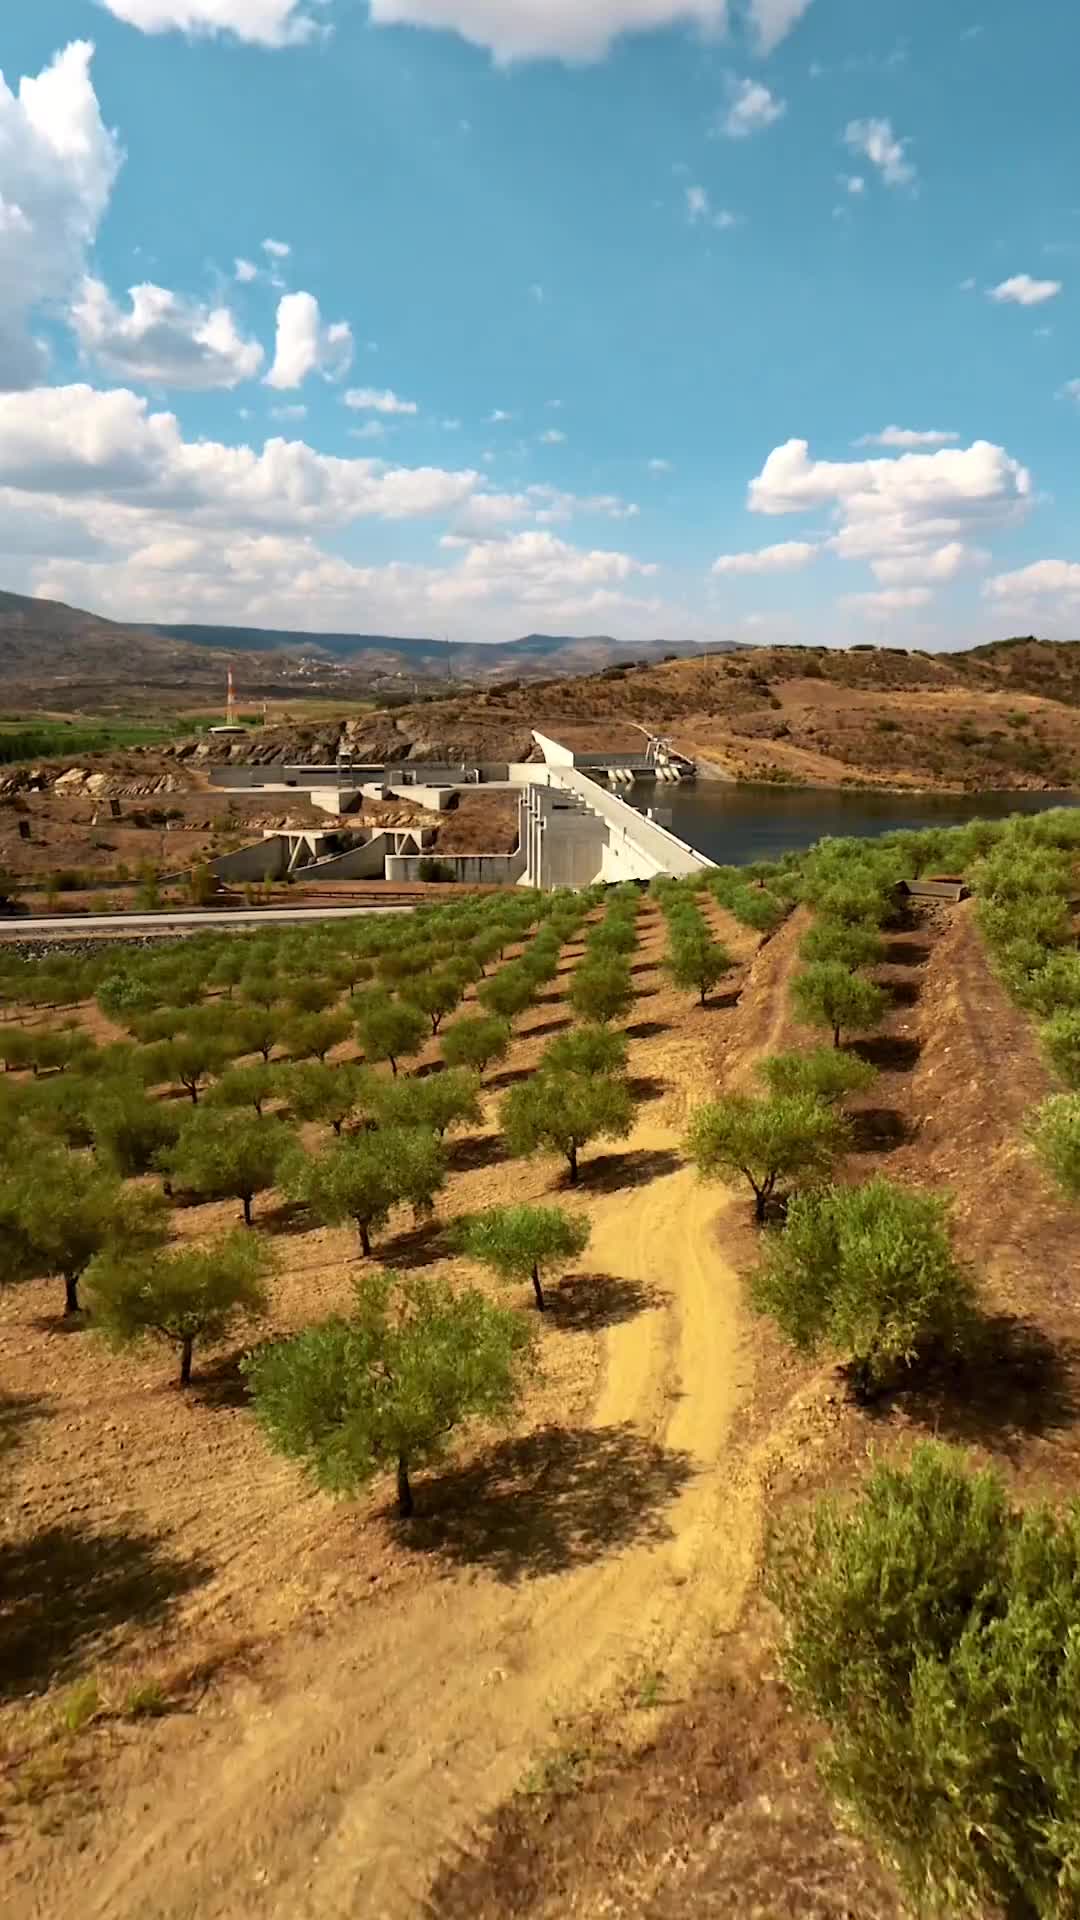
[629,782,1080,868]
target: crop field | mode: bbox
[3,817,1080,1920]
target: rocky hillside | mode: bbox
[194,639,1080,792]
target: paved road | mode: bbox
[0,904,416,938]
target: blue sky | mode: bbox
[0,0,1077,647]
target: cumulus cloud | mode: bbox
[344,386,418,415]
[988,274,1062,307]
[648,458,672,473]
[0,41,122,390]
[685,184,739,229]
[234,257,258,283]
[716,76,786,139]
[712,540,816,575]
[264,292,352,389]
[70,278,264,388]
[984,560,1080,602]
[539,428,567,444]
[855,427,959,449]
[262,236,291,259]
[872,541,989,586]
[843,118,916,189]
[428,529,657,607]
[0,382,478,525]
[364,0,730,64]
[842,587,933,613]
[749,437,1032,583]
[95,1,325,48]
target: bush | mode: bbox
[243,1269,534,1515]
[1041,1012,1080,1089]
[798,921,885,970]
[768,1443,1080,1918]
[684,1091,849,1223]
[87,1230,272,1386]
[751,1177,974,1395]
[1026,1093,1080,1202]
[757,1046,878,1106]
[452,1204,590,1311]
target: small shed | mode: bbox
[895,876,969,904]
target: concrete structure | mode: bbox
[201,826,431,887]
[205,731,711,891]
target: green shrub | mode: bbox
[757,1046,878,1105]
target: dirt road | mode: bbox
[59,1117,752,1920]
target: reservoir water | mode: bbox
[629,782,1080,869]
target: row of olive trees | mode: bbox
[653,878,734,1006]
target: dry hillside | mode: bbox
[204,638,1080,792]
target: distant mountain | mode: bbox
[144,620,744,678]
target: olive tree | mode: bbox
[757,1047,878,1106]
[568,959,634,1026]
[798,921,886,970]
[477,965,537,1021]
[6,1147,167,1314]
[401,969,466,1037]
[204,1062,278,1115]
[243,1269,535,1517]
[751,1177,975,1396]
[88,1081,183,1176]
[665,932,734,1006]
[501,1070,635,1184]
[163,1110,292,1225]
[452,1204,590,1311]
[684,1091,849,1223]
[147,1032,231,1104]
[355,995,428,1076]
[87,1230,272,1386]
[791,962,889,1049]
[440,1014,511,1076]
[282,1010,351,1063]
[375,1068,482,1140]
[276,1060,376,1135]
[541,1025,628,1077]
[285,1126,445,1254]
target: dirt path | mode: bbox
[39,1115,753,1920]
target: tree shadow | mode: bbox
[25,1308,89,1336]
[701,990,741,1012]
[486,1064,533,1092]
[850,1035,923,1074]
[887,979,921,1009]
[883,939,931,967]
[258,1197,314,1238]
[864,1317,1080,1456]
[630,959,655,976]
[398,1424,694,1583]
[377,1216,448,1271]
[624,1019,672,1041]
[625,1074,667,1105]
[0,1389,53,1460]
[187,1347,252,1410]
[848,1107,909,1154]
[0,1522,211,1701]
[578,1146,683,1193]
[520,1016,572,1041]
[446,1132,509,1174]
[546,1271,665,1333]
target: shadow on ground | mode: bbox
[868,1316,1080,1454]
[851,1035,923,1074]
[400,1423,694,1582]
[0,1522,210,1701]
[624,1020,672,1041]
[848,1107,909,1154]
[626,1074,667,1105]
[546,1270,665,1333]
[521,1017,573,1041]
[446,1133,509,1174]
[883,939,931,967]
[579,1147,683,1193]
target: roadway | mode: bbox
[0,904,416,939]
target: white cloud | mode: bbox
[429,529,657,607]
[749,437,1032,579]
[717,76,786,140]
[261,236,291,259]
[234,257,258,283]
[264,292,352,390]
[843,118,916,189]
[746,0,813,55]
[988,273,1062,307]
[855,427,960,449]
[984,560,1080,603]
[648,458,672,472]
[0,41,122,390]
[0,383,479,527]
[364,1,730,65]
[839,173,865,195]
[343,386,418,415]
[842,587,933,613]
[1063,379,1080,404]
[349,421,386,441]
[686,184,739,228]
[96,2,325,49]
[489,408,513,423]
[872,541,989,585]
[712,540,816,575]
[539,428,567,444]
[70,277,264,388]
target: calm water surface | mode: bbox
[631,782,1080,868]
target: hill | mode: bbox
[199,638,1080,791]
